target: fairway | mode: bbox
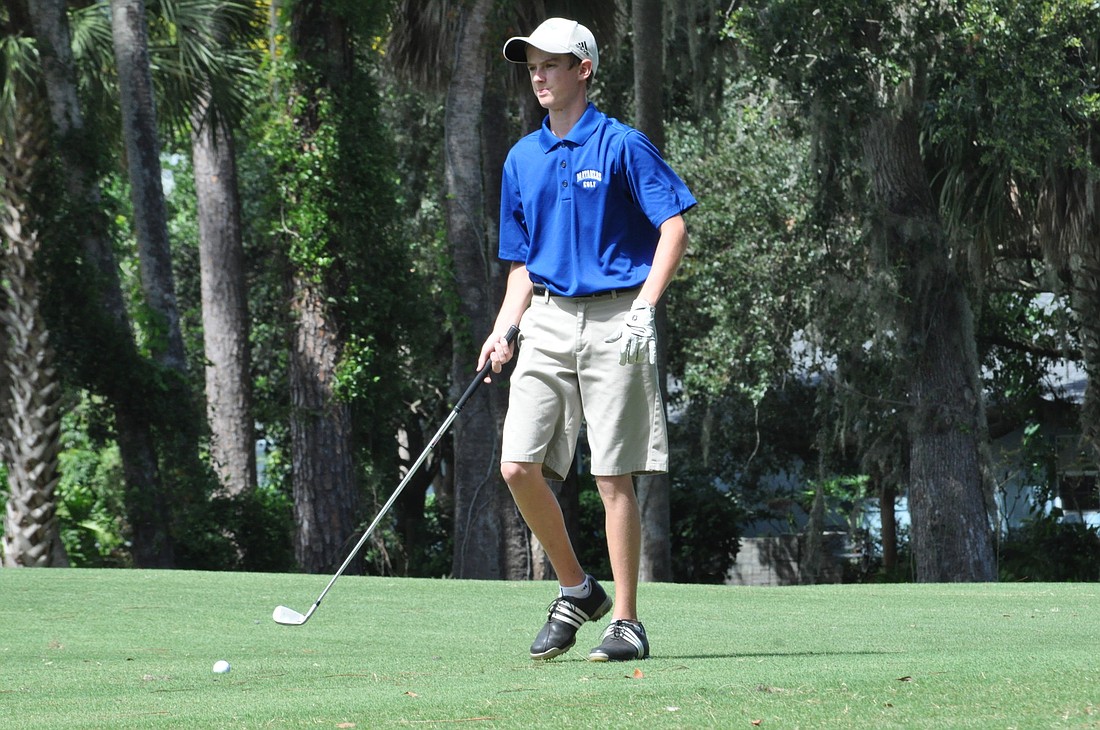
[1,569,1098,728]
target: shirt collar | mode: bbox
[539,103,601,152]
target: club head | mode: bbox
[272,605,309,625]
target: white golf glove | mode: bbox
[605,298,657,365]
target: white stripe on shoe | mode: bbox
[589,620,649,661]
[549,598,593,629]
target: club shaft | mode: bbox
[296,325,519,617]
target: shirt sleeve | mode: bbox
[620,131,697,229]
[498,152,530,263]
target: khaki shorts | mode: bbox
[502,288,669,480]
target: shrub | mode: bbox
[999,509,1100,582]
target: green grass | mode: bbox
[2,570,1098,728]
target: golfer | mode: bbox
[477,17,696,662]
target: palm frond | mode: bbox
[70,0,262,139]
[147,0,264,137]
[70,2,124,134]
[387,0,623,91]
[0,35,40,128]
[1038,164,1094,269]
[387,0,454,90]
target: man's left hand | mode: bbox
[605,298,657,365]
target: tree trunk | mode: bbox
[191,97,255,498]
[27,0,174,566]
[281,0,360,575]
[446,0,525,579]
[633,0,666,153]
[0,87,68,568]
[109,0,187,373]
[289,275,358,573]
[632,0,673,582]
[861,107,996,582]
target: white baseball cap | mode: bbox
[503,17,599,76]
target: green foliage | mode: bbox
[727,0,948,113]
[13,0,1098,582]
[260,79,338,277]
[160,148,213,391]
[67,0,264,140]
[925,0,1100,254]
[244,10,450,576]
[804,474,870,528]
[667,374,822,545]
[253,41,424,427]
[407,491,453,578]
[573,470,745,585]
[999,509,1100,581]
[978,291,1078,429]
[669,470,745,584]
[666,85,818,405]
[929,0,1100,180]
[575,485,611,580]
[209,487,296,573]
[0,34,38,122]
[54,395,129,567]
[359,487,453,578]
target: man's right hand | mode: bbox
[478,330,517,382]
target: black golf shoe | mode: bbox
[529,577,612,660]
[587,619,649,662]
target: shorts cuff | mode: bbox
[589,461,669,477]
[500,454,568,483]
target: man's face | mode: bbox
[526,47,589,111]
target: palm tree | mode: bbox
[109,0,188,373]
[20,0,261,563]
[0,35,68,567]
[73,0,260,503]
[169,0,260,498]
[192,94,256,497]
[24,0,177,566]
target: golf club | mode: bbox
[273,324,520,626]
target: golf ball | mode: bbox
[212,660,231,674]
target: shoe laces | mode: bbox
[605,620,640,641]
[546,596,593,629]
[546,596,568,614]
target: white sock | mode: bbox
[559,576,591,599]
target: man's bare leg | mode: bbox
[501,461,585,587]
[595,474,640,620]
[503,461,615,659]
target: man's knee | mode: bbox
[595,474,636,502]
[501,460,539,486]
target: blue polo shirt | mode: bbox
[499,103,696,297]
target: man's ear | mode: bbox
[579,59,593,80]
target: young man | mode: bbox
[478,17,696,662]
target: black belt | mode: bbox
[532,283,637,300]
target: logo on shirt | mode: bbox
[576,169,602,189]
